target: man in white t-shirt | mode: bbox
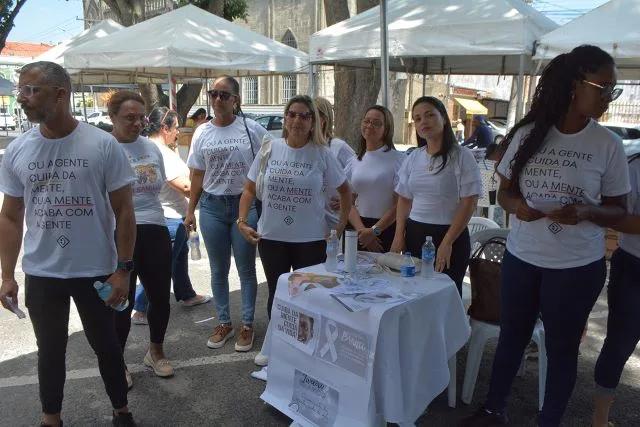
[0,62,138,426]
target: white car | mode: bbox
[0,113,16,130]
[87,111,112,127]
[600,122,640,158]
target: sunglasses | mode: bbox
[207,89,235,101]
[285,110,314,121]
[14,85,59,97]
[361,119,383,129]
[582,80,623,101]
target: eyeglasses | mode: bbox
[582,80,623,101]
[13,85,59,97]
[120,114,146,125]
[285,110,314,121]
[361,119,383,129]
[207,89,235,101]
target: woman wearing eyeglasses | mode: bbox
[185,75,267,353]
[462,45,628,427]
[345,105,405,253]
[108,91,175,382]
[238,95,352,320]
[130,107,210,326]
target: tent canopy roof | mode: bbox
[309,0,557,75]
[64,5,309,84]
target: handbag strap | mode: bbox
[471,236,506,260]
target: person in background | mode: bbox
[391,96,482,295]
[462,115,492,149]
[238,94,351,320]
[456,118,465,143]
[185,108,207,129]
[461,45,628,427]
[130,107,210,326]
[109,91,175,383]
[0,61,138,427]
[313,96,355,233]
[185,75,267,353]
[345,105,405,253]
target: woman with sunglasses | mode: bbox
[345,105,405,253]
[462,45,628,427]
[238,95,352,320]
[185,76,267,353]
[313,97,356,233]
[108,91,175,383]
[391,97,482,295]
[130,107,210,326]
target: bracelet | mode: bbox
[236,217,247,226]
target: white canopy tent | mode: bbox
[310,0,557,114]
[533,0,640,79]
[64,4,309,85]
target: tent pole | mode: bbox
[309,64,316,97]
[168,68,176,111]
[380,0,390,108]
[80,74,88,123]
[422,74,426,96]
[515,54,525,121]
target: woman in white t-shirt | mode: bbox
[391,96,482,294]
[345,105,405,252]
[238,95,352,319]
[461,46,629,427]
[131,107,210,325]
[186,76,268,353]
[313,97,356,233]
[108,91,174,380]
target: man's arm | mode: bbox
[105,184,136,306]
[0,195,25,310]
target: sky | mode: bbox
[7,0,611,45]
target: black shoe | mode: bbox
[460,406,508,427]
[40,422,63,427]
[112,411,137,427]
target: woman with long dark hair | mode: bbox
[391,96,482,295]
[346,105,405,252]
[461,45,628,427]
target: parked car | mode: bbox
[87,111,112,127]
[254,113,284,138]
[72,111,87,122]
[600,122,640,158]
[486,118,506,144]
[0,113,16,130]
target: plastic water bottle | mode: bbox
[400,252,416,293]
[189,230,202,261]
[325,229,339,272]
[93,281,129,311]
[421,236,436,278]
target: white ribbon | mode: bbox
[319,320,339,362]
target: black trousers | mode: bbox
[25,274,128,414]
[116,224,172,349]
[258,239,326,318]
[405,219,471,296]
[347,216,396,253]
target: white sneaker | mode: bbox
[250,366,267,381]
[254,351,268,366]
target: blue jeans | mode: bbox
[199,192,258,325]
[594,248,640,393]
[134,217,197,312]
[485,250,605,427]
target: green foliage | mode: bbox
[177,0,248,21]
[0,0,28,52]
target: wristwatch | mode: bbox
[236,217,247,226]
[371,224,382,237]
[117,260,135,273]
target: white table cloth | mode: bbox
[261,263,471,426]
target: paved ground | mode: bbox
[0,133,639,426]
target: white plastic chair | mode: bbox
[468,216,500,235]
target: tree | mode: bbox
[104,1,248,120]
[0,0,28,53]
[323,0,381,147]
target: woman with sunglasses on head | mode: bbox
[313,97,356,233]
[391,97,482,295]
[130,107,210,326]
[185,75,267,353]
[108,91,175,383]
[238,95,352,320]
[461,45,628,427]
[344,105,405,253]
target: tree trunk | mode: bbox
[177,82,205,124]
[102,0,146,26]
[324,0,380,147]
[207,0,224,15]
[390,72,408,144]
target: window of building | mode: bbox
[242,77,258,104]
[282,29,297,48]
[282,75,297,104]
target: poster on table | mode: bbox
[315,317,372,379]
[289,369,339,427]
[273,299,320,355]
